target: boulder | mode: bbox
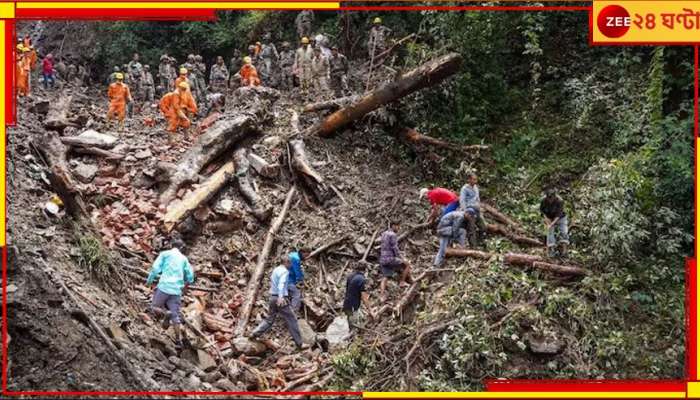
[298,319,317,345]
[214,378,240,392]
[76,130,118,148]
[202,370,223,384]
[73,163,98,183]
[526,332,564,355]
[325,316,351,349]
[134,149,153,160]
[231,337,267,356]
[196,349,217,372]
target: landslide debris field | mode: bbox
[4,15,688,394]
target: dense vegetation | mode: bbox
[31,7,693,390]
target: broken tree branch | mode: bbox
[404,319,453,374]
[159,114,259,205]
[311,52,463,137]
[70,146,124,161]
[302,95,361,114]
[397,127,489,153]
[289,139,330,203]
[44,94,77,132]
[307,235,349,260]
[445,248,588,276]
[234,148,272,222]
[36,133,88,218]
[162,159,235,232]
[482,203,529,236]
[247,152,279,179]
[235,186,297,336]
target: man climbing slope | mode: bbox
[540,187,570,258]
[434,210,468,267]
[146,237,195,350]
[379,221,412,302]
[249,255,309,351]
[106,72,132,133]
[343,263,375,329]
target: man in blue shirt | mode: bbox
[287,251,304,312]
[249,256,307,350]
[146,238,195,349]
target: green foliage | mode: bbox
[76,232,112,280]
[330,340,378,391]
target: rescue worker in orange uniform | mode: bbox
[174,67,197,114]
[106,72,133,132]
[239,56,261,87]
[159,81,197,140]
[16,44,31,97]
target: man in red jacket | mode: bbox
[420,187,460,224]
[42,54,55,90]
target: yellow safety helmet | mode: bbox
[255,41,261,46]
[115,72,124,80]
[16,44,24,51]
[178,81,189,90]
[179,67,188,75]
[373,17,382,24]
[22,47,30,52]
[243,56,252,64]
[301,37,309,44]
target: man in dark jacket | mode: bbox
[540,188,570,257]
[342,263,375,328]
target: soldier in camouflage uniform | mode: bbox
[127,53,145,101]
[295,10,314,39]
[311,46,331,99]
[258,33,279,86]
[229,49,242,89]
[278,42,295,91]
[367,17,392,60]
[329,46,349,97]
[183,54,198,99]
[293,37,314,98]
[194,55,207,96]
[209,56,229,94]
[142,65,155,103]
[158,54,173,92]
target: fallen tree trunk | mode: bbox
[482,203,529,235]
[234,148,272,222]
[289,139,330,203]
[235,186,296,336]
[159,115,259,205]
[485,223,542,247]
[394,270,434,317]
[445,248,588,276]
[162,160,235,232]
[311,52,463,137]
[60,136,116,149]
[504,253,587,276]
[302,95,361,113]
[247,152,278,179]
[36,133,87,218]
[44,94,77,131]
[397,127,489,153]
[307,235,349,260]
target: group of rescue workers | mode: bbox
[17,13,572,353]
[146,172,570,351]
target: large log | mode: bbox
[235,186,296,336]
[44,94,77,132]
[162,160,235,232]
[37,133,87,218]
[302,95,361,113]
[289,139,330,203]
[397,127,489,153]
[233,148,272,222]
[311,53,463,137]
[482,203,529,236]
[445,248,588,276]
[159,115,260,205]
[485,223,542,247]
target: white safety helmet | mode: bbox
[419,188,429,200]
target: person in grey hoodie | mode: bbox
[434,210,468,267]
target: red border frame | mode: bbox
[2,2,699,397]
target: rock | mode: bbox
[526,333,564,355]
[29,100,50,115]
[124,155,137,163]
[262,136,282,147]
[73,163,98,183]
[231,336,267,356]
[196,349,217,372]
[106,322,129,343]
[134,149,153,160]
[183,373,201,391]
[203,370,223,383]
[77,130,118,148]
[298,319,317,345]
[325,316,351,349]
[214,378,240,392]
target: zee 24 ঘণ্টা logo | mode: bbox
[597,3,700,40]
[597,4,632,38]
